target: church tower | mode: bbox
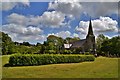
[87,18,93,36]
[86,18,95,53]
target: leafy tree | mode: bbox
[36,42,42,46]
[45,35,64,54]
[1,32,43,55]
[96,34,109,55]
[65,37,80,43]
[101,36,120,57]
[22,42,31,46]
[0,32,15,55]
[40,45,45,54]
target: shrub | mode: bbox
[64,50,72,54]
[48,50,56,54]
[9,54,95,66]
[84,52,90,55]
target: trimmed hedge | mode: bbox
[9,54,95,66]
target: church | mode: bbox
[64,19,96,54]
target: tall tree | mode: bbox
[65,37,80,43]
[0,32,14,55]
[101,36,120,57]
[45,35,64,53]
[22,42,31,46]
[96,34,109,55]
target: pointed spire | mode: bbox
[88,17,93,35]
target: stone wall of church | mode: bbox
[83,35,95,53]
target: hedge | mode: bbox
[9,54,95,66]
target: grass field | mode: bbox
[1,55,119,78]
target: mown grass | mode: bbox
[1,55,119,78]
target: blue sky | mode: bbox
[1,1,119,44]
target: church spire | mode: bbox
[87,17,93,35]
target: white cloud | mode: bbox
[56,31,71,38]
[1,0,30,11]
[76,16,118,36]
[48,0,82,18]
[1,0,119,2]
[40,11,65,28]
[7,13,42,26]
[3,11,67,43]
[73,33,79,37]
[47,0,119,2]
[48,1,118,18]
[1,23,46,43]
[82,2,118,17]
[48,31,81,39]
[48,31,71,39]
[7,13,29,26]
[1,2,17,11]
[27,11,66,28]
[76,21,89,34]
[47,31,88,41]
[10,33,47,44]
[7,11,66,28]
[19,0,30,6]
[2,24,43,35]
[14,34,47,44]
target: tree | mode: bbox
[96,34,109,55]
[65,37,80,43]
[36,42,42,46]
[40,45,45,54]
[22,42,31,46]
[0,32,15,55]
[45,35,64,54]
[101,36,120,57]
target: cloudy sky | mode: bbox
[0,0,120,44]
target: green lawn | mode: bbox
[1,55,119,78]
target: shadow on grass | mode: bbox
[3,62,84,67]
[3,63,34,67]
[3,63,58,67]
[3,64,43,67]
[3,63,61,67]
[3,63,12,67]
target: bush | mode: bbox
[64,50,72,54]
[9,54,95,66]
[84,52,90,55]
[48,50,56,54]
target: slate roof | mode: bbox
[70,39,86,48]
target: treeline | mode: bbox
[0,32,42,55]
[1,31,120,57]
[96,34,120,57]
[0,32,80,55]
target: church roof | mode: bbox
[70,39,86,48]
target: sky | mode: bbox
[0,0,120,44]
